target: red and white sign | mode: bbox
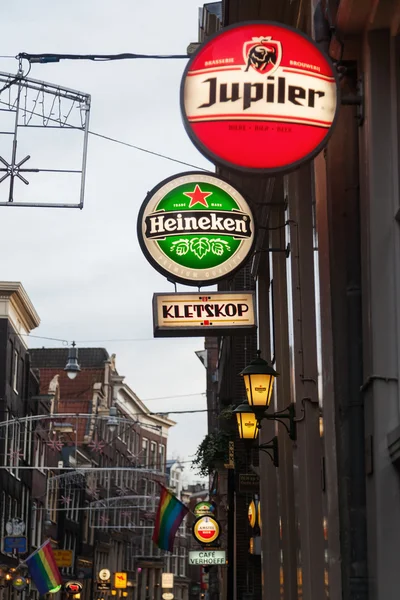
[181,22,339,174]
[192,516,221,545]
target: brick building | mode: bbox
[0,282,49,600]
[30,347,175,600]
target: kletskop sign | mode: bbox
[181,21,339,174]
[137,172,255,286]
[153,291,256,337]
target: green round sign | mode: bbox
[137,172,256,287]
[194,501,214,518]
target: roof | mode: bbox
[0,281,40,331]
[30,347,110,369]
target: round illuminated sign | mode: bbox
[12,576,27,591]
[192,516,221,545]
[137,172,255,287]
[99,569,111,581]
[65,582,83,595]
[194,502,214,518]
[248,500,256,528]
[162,594,174,600]
[181,21,339,174]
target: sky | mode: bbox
[0,0,212,483]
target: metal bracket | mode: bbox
[254,243,291,258]
[261,403,297,441]
[341,75,364,126]
[258,436,279,467]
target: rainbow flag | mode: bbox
[152,484,189,552]
[25,539,62,595]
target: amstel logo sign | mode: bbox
[192,516,221,545]
[137,172,255,286]
[181,22,339,174]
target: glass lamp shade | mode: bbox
[243,372,275,408]
[64,346,81,380]
[240,355,278,409]
[235,406,258,440]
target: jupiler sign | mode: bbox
[181,21,339,174]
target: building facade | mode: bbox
[0,283,43,600]
[29,347,176,600]
[194,1,400,600]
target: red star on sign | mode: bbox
[183,185,212,208]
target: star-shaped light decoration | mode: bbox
[121,511,131,519]
[87,485,99,499]
[183,184,212,208]
[88,439,106,453]
[60,495,71,505]
[7,449,24,463]
[116,487,128,497]
[47,438,64,452]
[99,514,109,525]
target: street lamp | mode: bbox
[239,351,297,441]
[234,401,258,440]
[107,406,118,433]
[64,342,81,380]
[240,351,277,418]
[233,401,279,467]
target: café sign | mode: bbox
[181,22,339,174]
[153,292,256,337]
[189,550,226,565]
[137,172,255,287]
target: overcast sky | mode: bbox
[0,0,212,483]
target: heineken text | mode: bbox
[145,210,252,239]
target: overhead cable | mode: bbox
[18,52,190,64]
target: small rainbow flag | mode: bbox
[152,484,189,552]
[25,539,62,595]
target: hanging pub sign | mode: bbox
[192,515,221,545]
[248,500,257,528]
[137,172,256,287]
[65,582,83,595]
[153,291,256,337]
[193,501,215,518]
[181,21,339,174]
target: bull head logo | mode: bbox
[243,36,282,75]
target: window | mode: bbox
[12,349,18,393]
[159,444,165,472]
[32,504,43,548]
[179,547,187,577]
[150,442,157,469]
[18,356,24,396]
[4,411,21,479]
[48,476,58,523]
[34,437,46,473]
[142,438,149,466]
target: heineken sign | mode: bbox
[181,22,339,174]
[153,292,256,337]
[137,172,255,286]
